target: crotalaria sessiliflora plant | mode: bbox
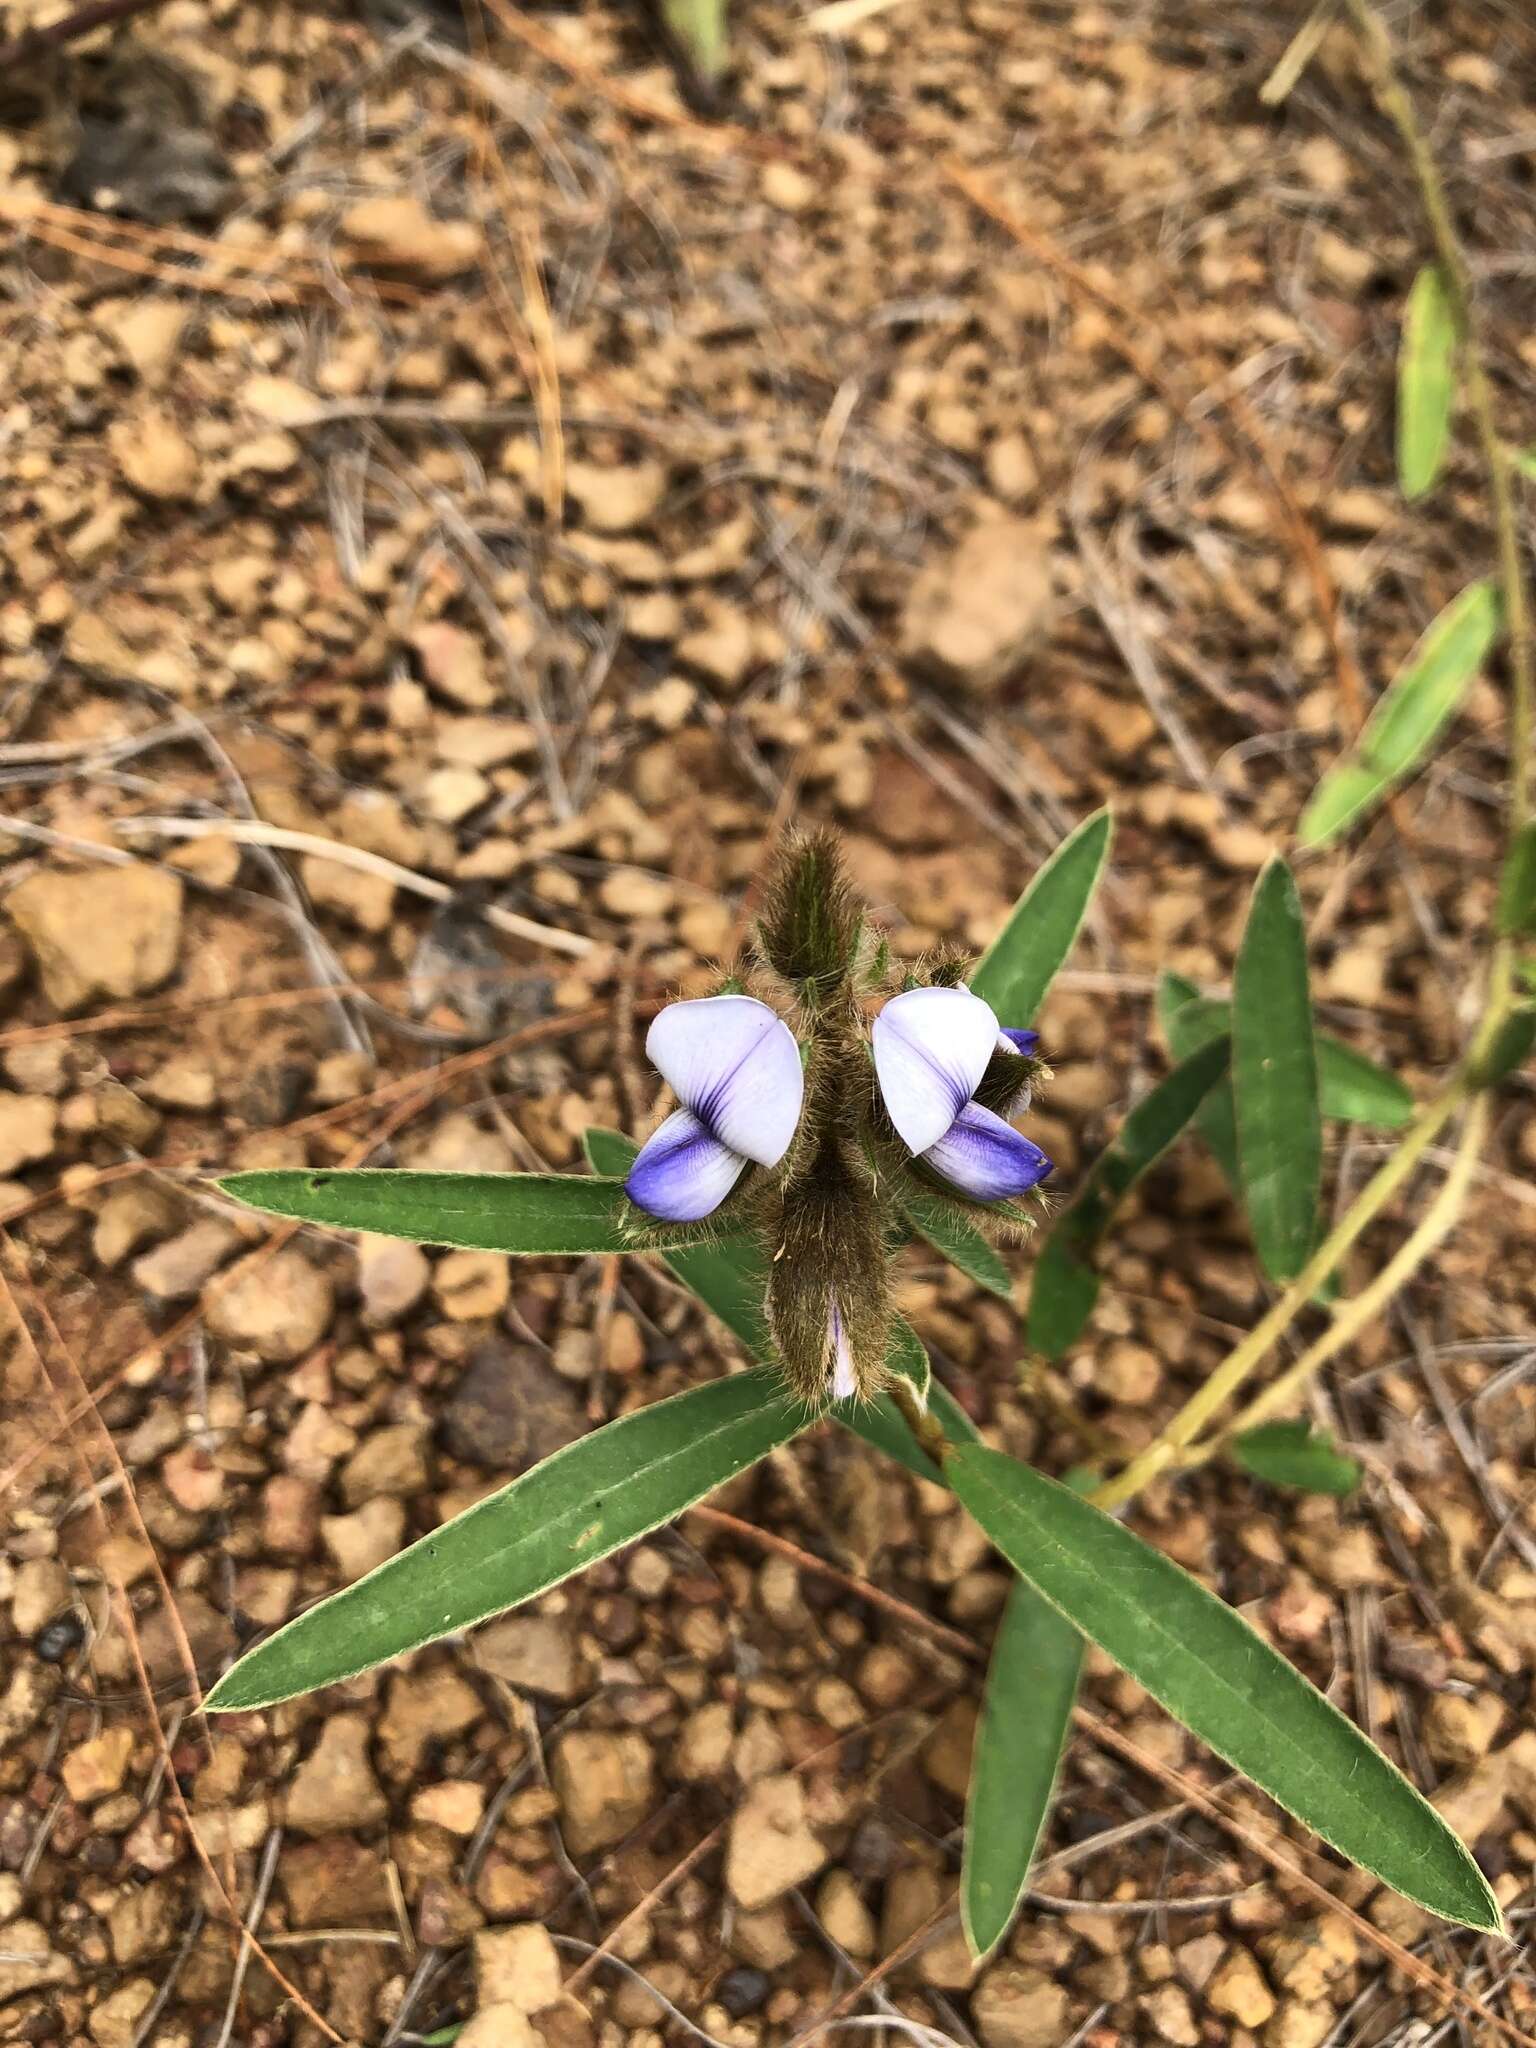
[620,843,1050,1404]
[207,819,1508,1962]
[197,16,1536,1979]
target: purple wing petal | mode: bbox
[873,985,1000,1154]
[998,1027,1040,1057]
[624,1108,749,1221]
[645,995,803,1166]
[921,1099,1052,1203]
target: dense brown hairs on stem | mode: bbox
[765,1130,891,1404]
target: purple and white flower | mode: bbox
[625,994,804,1222]
[872,985,1051,1202]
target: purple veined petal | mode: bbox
[645,995,804,1167]
[872,985,1000,1154]
[828,1298,857,1403]
[920,1099,1053,1203]
[998,1027,1041,1057]
[624,1107,749,1222]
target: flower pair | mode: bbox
[625,985,1050,1224]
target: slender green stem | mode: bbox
[1089,1077,1466,1510]
[1183,1092,1490,1464]
[1341,0,1532,831]
[1088,3,1530,1521]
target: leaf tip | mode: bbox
[201,1669,253,1715]
[1294,801,1331,850]
[959,1903,1004,1969]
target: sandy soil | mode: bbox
[1,1,1536,2043]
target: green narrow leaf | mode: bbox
[1027,1037,1230,1358]
[585,1128,769,1350]
[1299,580,1502,845]
[948,1447,1503,1934]
[970,809,1113,1026]
[206,1369,807,1712]
[584,1128,972,1476]
[1497,822,1536,938]
[1315,1037,1414,1127]
[1024,1235,1104,1364]
[1397,264,1458,500]
[899,1185,1013,1300]
[659,0,728,80]
[1514,447,1536,483]
[1470,1005,1536,1088]
[1233,861,1322,1284]
[1160,972,1243,1185]
[219,1168,696,1258]
[1232,1420,1362,1497]
[842,1395,942,1482]
[885,1318,932,1406]
[1162,979,1339,1306]
[962,1580,1083,1962]
[1162,985,1412,1129]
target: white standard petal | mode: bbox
[624,1108,749,1221]
[872,985,1000,1154]
[645,994,803,1166]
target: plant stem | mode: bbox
[888,1378,951,1467]
[1089,1076,1466,1511]
[1341,0,1532,832]
[1183,1091,1490,1464]
[1090,2,1532,1520]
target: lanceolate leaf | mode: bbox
[1025,1235,1106,1366]
[1161,984,1412,1130]
[1232,1420,1362,1497]
[206,1370,807,1712]
[1233,861,1322,1284]
[962,1580,1083,1962]
[585,1128,973,1479]
[585,1128,769,1349]
[1299,580,1502,845]
[970,809,1113,1027]
[1027,1037,1230,1358]
[1397,263,1458,501]
[659,0,728,79]
[885,1318,933,1406]
[219,1168,697,1258]
[1314,1037,1415,1127]
[899,1185,1014,1300]
[1160,972,1242,1185]
[1497,821,1536,939]
[1471,1006,1536,1088]
[949,1447,1502,1934]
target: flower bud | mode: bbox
[756,830,862,1001]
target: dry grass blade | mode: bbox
[0,193,434,309]
[801,0,917,33]
[115,815,594,956]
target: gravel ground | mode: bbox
[2,1,1536,2044]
